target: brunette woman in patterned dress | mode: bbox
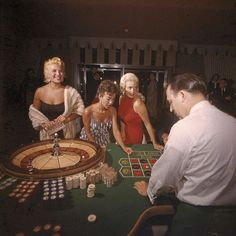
[80,80,132,154]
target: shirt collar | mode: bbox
[189,100,210,114]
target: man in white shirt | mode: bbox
[134,73,236,236]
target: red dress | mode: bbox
[118,95,143,144]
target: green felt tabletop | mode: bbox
[0,143,161,236]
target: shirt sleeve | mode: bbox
[147,121,191,204]
[147,146,186,203]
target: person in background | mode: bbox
[212,78,235,116]
[86,67,102,105]
[134,73,236,236]
[118,73,162,150]
[156,107,178,145]
[207,73,220,95]
[146,73,158,126]
[29,57,84,140]
[80,80,132,154]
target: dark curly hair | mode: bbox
[96,80,119,97]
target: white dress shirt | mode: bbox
[148,101,236,206]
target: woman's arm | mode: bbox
[33,88,41,110]
[118,95,126,141]
[82,108,95,142]
[111,107,133,154]
[119,120,126,141]
[55,113,79,124]
[134,99,163,150]
[32,88,49,130]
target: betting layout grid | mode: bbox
[119,150,162,177]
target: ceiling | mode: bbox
[13,0,236,45]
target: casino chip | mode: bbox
[88,214,96,222]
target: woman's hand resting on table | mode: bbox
[122,146,133,155]
[153,143,164,152]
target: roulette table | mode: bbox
[0,143,164,236]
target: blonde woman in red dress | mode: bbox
[118,73,163,150]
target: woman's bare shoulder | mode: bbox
[133,96,143,104]
[36,84,48,93]
[109,106,117,116]
[35,85,48,98]
[133,95,146,111]
[84,104,96,114]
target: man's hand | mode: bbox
[133,181,148,196]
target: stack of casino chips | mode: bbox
[72,174,80,188]
[43,178,65,200]
[87,184,96,198]
[79,174,87,189]
[85,169,101,184]
[66,173,89,190]
[64,162,118,192]
[10,180,39,203]
[97,162,109,172]
[65,176,73,190]
[0,177,17,191]
[102,169,117,188]
[98,164,118,188]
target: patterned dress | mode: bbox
[80,118,112,147]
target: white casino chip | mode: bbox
[88,214,96,222]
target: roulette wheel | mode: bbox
[1,138,105,180]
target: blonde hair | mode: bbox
[120,73,145,101]
[44,57,65,83]
[120,73,139,93]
